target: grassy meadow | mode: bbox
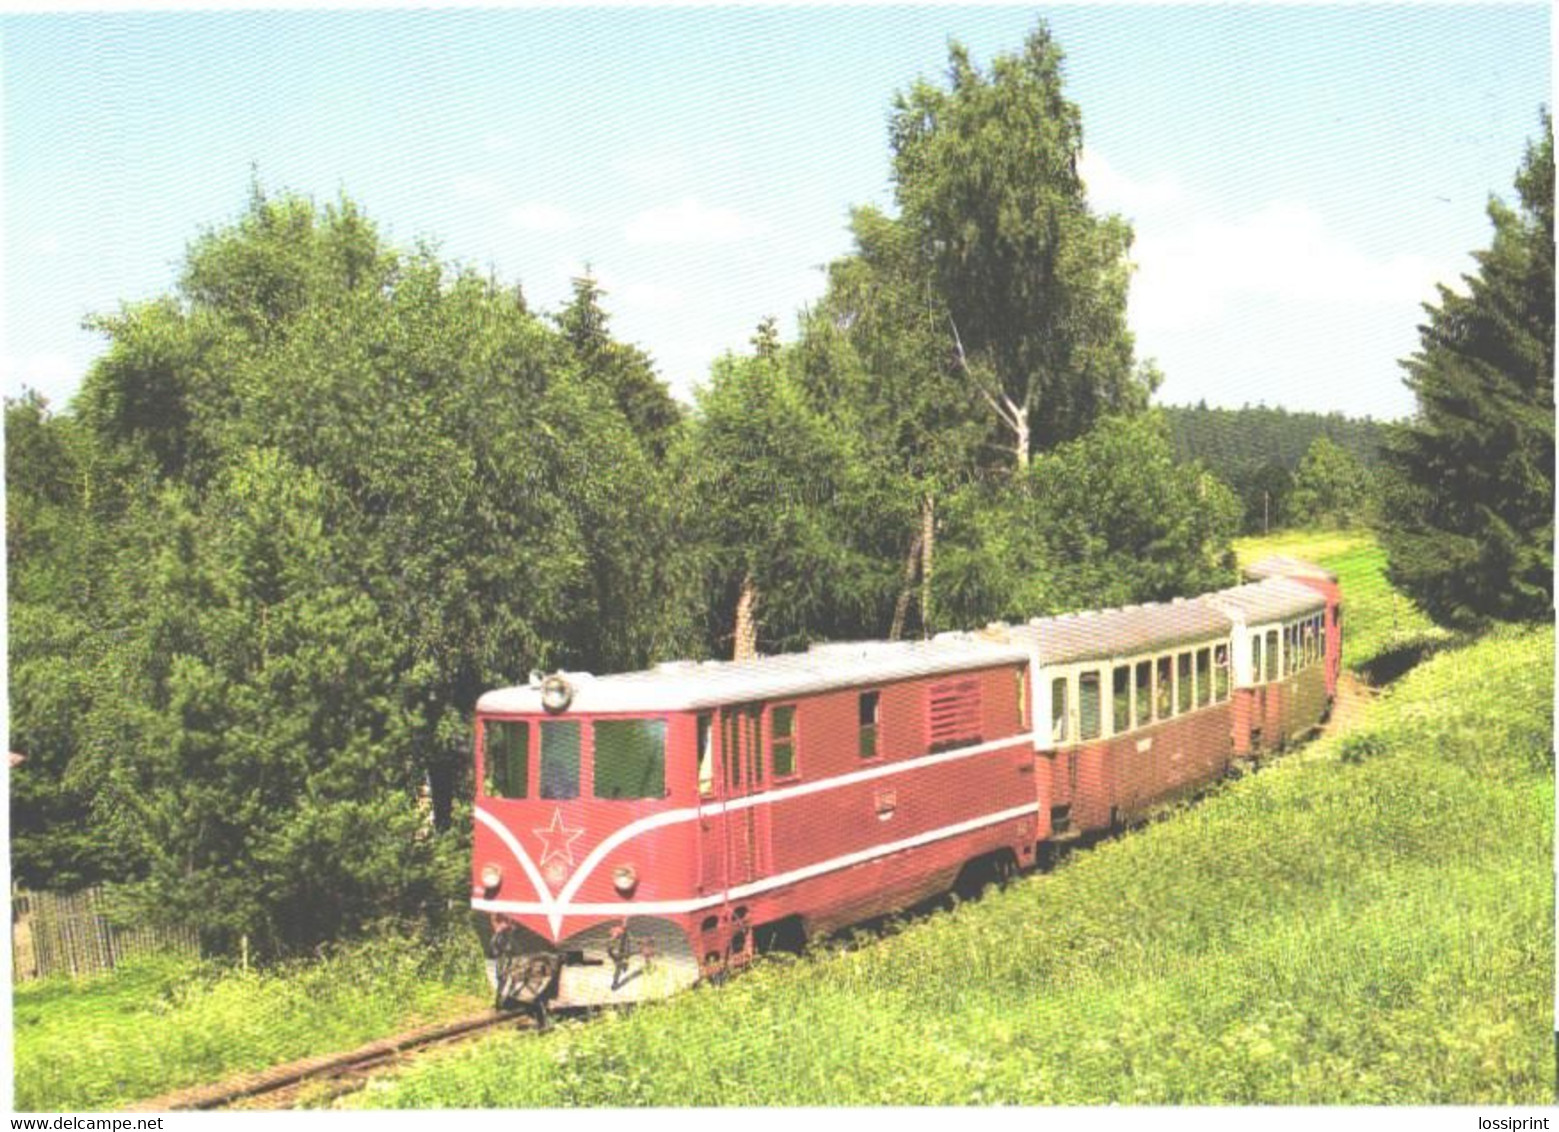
[342,529,1552,1106]
[12,929,489,1111]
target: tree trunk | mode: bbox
[1013,413,1031,468]
[733,572,759,660]
[888,529,925,642]
[919,493,935,638]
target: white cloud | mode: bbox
[623,198,762,245]
[1,352,77,401]
[507,202,578,233]
[1079,149,1185,217]
[1130,201,1449,333]
[620,282,685,314]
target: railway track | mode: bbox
[127,1009,534,1111]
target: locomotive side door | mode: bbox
[720,703,766,893]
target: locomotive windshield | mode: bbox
[479,715,666,801]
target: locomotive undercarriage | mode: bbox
[480,914,700,1012]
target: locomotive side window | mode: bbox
[1264,629,1279,682]
[697,713,714,797]
[1079,671,1101,741]
[1156,657,1173,718]
[1051,677,1069,743]
[1135,660,1152,726]
[771,705,797,779]
[1196,648,1211,707]
[482,719,530,799]
[1251,635,1262,684]
[540,720,581,800]
[1176,652,1192,713]
[593,719,666,800]
[1214,644,1230,701]
[859,692,881,759]
[1112,665,1131,734]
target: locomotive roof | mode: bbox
[475,636,1031,715]
[962,596,1233,665]
[1203,576,1327,624]
[1242,555,1338,584]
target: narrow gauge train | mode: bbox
[469,556,1341,1013]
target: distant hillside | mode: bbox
[1160,403,1388,532]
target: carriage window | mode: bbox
[1135,660,1152,726]
[1156,656,1174,718]
[1196,648,1212,707]
[593,719,666,800]
[1265,629,1279,682]
[540,720,581,800]
[1177,652,1193,713]
[859,692,881,759]
[696,713,714,796]
[482,719,530,799]
[1319,617,1327,663]
[1079,671,1102,741]
[1214,644,1230,701]
[1113,665,1131,734]
[1051,677,1069,743]
[1251,634,1262,684]
[771,705,797,778]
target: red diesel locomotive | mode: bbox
[469,557,1341,1013]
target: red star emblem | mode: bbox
[533,808,585,870]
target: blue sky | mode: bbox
[3,6,1551,421]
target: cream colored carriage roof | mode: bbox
[1242,555,1338,584]
[957,597,1234,666]
[1203,576,1327,625]
[475,635,1031,715]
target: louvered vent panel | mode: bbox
[928,678,982,752]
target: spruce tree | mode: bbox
[1381,115,1554,626]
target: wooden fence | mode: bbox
[11,885,200,982]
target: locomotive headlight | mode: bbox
[612,865,638,896]
[541,674,574,714]
[481,863,503,892]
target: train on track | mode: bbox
[469,555,1341,1015]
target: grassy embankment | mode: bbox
[12,929,489,1111]
[342,529,1552,1106]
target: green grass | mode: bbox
[345,536,1552,1106]
[13,927,490,1111]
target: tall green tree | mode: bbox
[888,23,1149,466]
[1288,435,1373,529]
[555,273,684,462]
[1381,115,1554,626]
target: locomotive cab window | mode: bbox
[771,705,798,779]
[1079,671,1102,741]
[540,720,581,800]
[1214,644,1230,701]
[1251,635,1262,685]
[482,719,530,799]
[1051,677,1069,744]
[696,713,714,797]
[859,692,881,759]
[593,719,666,800]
